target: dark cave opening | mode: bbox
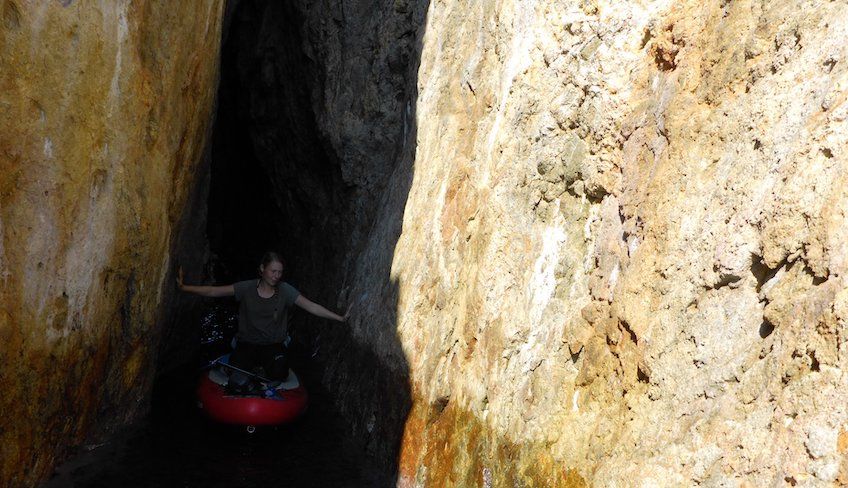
[201,1,368,429]
[207,0,347,287]
[186,1,427,485]
[156,0,354,396]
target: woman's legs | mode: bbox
[257,343,289,381]
[227,342,263,393]
[229,342,289,381]
[229,342,260,371]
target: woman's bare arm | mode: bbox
[294,295,350,322]
[176,267,235,298]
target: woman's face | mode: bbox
[260,260,284,286]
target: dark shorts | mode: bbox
[229,341,289,381]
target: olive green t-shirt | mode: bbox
[233,280,300,345]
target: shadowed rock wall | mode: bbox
[208,2,428,483]
[0,1,224,485]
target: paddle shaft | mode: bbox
[214,360,272,383]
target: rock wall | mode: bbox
[4,0,844,485]
[302,0,848,485]
[0,1,224,485]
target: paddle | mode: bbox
[211,358,273,384]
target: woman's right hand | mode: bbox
[176,266,185,290]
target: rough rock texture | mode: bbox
[0,1,224,485]
[4,0,847,485]
[291,0,848,485]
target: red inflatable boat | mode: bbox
[197,361,308,429]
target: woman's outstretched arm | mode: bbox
[176,267,235,298]
[295,295,350,322]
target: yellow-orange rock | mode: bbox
[0,1,224,485]
[333,0,848,485]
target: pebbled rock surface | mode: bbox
[0,1,224,485]
[299,0,848,485]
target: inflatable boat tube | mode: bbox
[197,360,308,426]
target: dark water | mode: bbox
[45,305,375,488]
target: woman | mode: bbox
[178,252,348,381]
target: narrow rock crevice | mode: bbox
[181,0,428,484]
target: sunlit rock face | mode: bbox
[325,0,848,485]
[0,1,224,485]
